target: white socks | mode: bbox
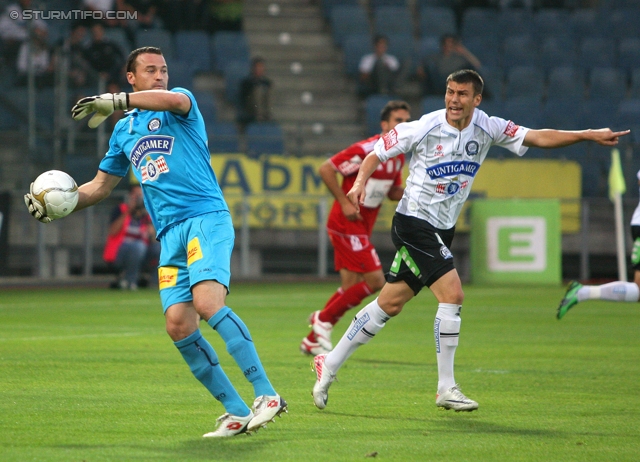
[324,298,389,373]
[435,303,461,394]
[577,281,640,303]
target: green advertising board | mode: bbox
[470,199,561,284]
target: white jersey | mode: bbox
[631,170,640,226]
[374,108,530,229]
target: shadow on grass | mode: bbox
[52,437,277,461]
[350,358,430,368]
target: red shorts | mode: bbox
[328,230,382,273]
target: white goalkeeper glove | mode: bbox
[24,183,52,223]
[71,92,129,128]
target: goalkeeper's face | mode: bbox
[127,53,168,92]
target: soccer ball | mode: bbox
[31,170,79,220]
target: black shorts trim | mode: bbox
[385,213,456,295]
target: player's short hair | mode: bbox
[373,34,388,46]
[126,47,163,73]
[447,69,484,96]
[380,100,411,122]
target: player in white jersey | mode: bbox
[557,169,640,319]
[312,69,629,412]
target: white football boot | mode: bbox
[312,354,336,409]
[203,411,253,437]
[309,311,333,351]
[435,384,479,412]
[300,336,329,356]
[247,394,288,432]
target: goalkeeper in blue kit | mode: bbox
[24,47,287,437]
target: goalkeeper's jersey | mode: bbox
[99,87,228,238]
[373,108,530,230]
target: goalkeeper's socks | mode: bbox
[577,281,640,302]
[435,303,461,394]
[208,307,276,397]
[319,281,374,325]
[325,298,389,373]
[174,330,250,417]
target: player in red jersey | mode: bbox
[301,100,411,355]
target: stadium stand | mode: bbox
[588,67,627,102]
[373,6,412,37]
[578,37,617,71]
[421,95,443,114]
[135,29,174,59]
[418,6,457,39]
[207,121,241,153]
[174,31,211,73]
[539,36,578,73]
[460,8,499,40]
[343,34,372,77]
[211,31,250,74]
[502,34,538,70]
[330,5,369,47]
[223,60,251,107]
[618,38,640,75]
[365,94,394,136]
[547,66,586,100]
[504,66,545,101]
[245,122,285,157]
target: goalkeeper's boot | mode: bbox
[203,411,253,437]
[557,280,582,320]
[309,311,333,351]
[300,336,328,356]
[312,354,336,409]
[436,384,478,412]
[247,394,288,432]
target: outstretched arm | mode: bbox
[346,152,381,213]
[128,90,191,115]
[524,128,630,148]
[72,90,191,128]
[75,170,123,212]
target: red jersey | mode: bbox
[326,134,405,236]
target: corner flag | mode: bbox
[609,148,626,201]
[609,148,627,281]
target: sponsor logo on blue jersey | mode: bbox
[130,135,174,168]
[426,161,480,180]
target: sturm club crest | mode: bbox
[465,140,479,156]
[440,245,453,259]
[148,118,161,132]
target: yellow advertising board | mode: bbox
[209,154,582,233]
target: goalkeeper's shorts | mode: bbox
[158,210,234,312]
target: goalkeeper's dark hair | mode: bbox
[126,47,163,73]
[446,69,484,96]
[380,100,411,122]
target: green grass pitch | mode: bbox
[1,282,638,461]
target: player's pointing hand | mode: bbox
[591,128,631,146]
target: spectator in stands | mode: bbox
[82,0,121,28]
[65,25,95,88]
[15,25,56,88]
[0,0,46,68]
[418,34,482,97]
[119,0,162,29]
[237,56,272,129]
[104,184,157,290]
[84,23,126,86]
[358,35,400,98]
[206,0,243,33]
